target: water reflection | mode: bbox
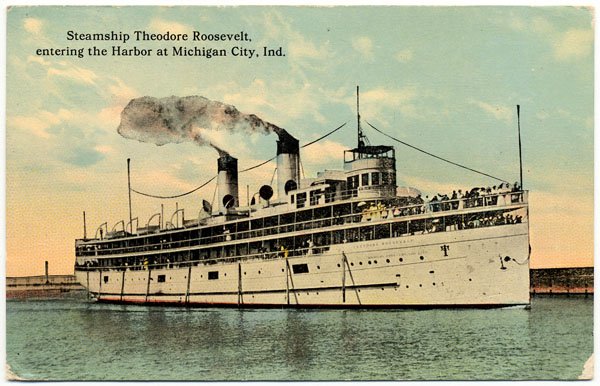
[6,297,593,381]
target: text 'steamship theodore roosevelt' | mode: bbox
[33,30,286,58]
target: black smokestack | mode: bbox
[276,129,299,155]
[217,153,239,212]
[217,153,238,173]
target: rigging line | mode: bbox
[365,121,508,183]
[131,175,217,199]
[131,122,347,199]
[239,156,276,173]
[238,122,347,173]
[301,122,347,148]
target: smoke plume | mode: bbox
[117,95,290,155]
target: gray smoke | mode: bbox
[117,95,289,154]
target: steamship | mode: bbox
[74,100,530,308]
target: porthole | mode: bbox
[469,278,472,281]
[359,262,363,265]
[281,268,284,272]
[406,285,409,288]
[419,284,422,287]
[374,260,378,264]
[433,282,436,286]
[368,261,372,265]
[258,270,261,274]
[350,262,354,266]
[337,263,341,267]
[420,256,424,260]
[386,259,390,263]
[381,288,384,291]
[224,273,227,277]
[399,258,403,262]
[244,272,247,275]
[317,266,320,269]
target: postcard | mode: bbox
[5,5,594,381]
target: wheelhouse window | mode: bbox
[157,274,166,283]
[296,192,307,208]
[208,271,219,280]
[361,173,369,186]
[347,175,359,190]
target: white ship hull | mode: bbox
[76,223,529,308]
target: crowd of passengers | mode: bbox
[361,182,523,221]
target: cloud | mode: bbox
[8,108,74,138]
[301,140,347,165]
[59,144,106,167]
[471,100,513,122]
[221,78,327,125]
[353,86,418,123]
[23,17,43,34]
[148,18,192,35]
[553,28,593,61]
[261,11,331,63]
[505,13,592,63]
[94,145,113,154]
[395,49,413,63]
[47,63,98,85]
[26,55,51,66]
[8,116,52,138]
[352,36,374,59]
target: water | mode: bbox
[6,294,593,381]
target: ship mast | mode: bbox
[357,85,369,149]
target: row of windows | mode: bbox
[80,208,519,271]
[347,171,395,190]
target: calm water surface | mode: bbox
[6,295,593,381]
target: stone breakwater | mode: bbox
[6,275,84,299]
[530,267,593,295]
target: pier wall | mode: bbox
[6,274,84,299]
[530,267,593,295]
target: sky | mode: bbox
[5,6,594,276]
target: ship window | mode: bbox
[371,172,380,185]
[296,193,307,208]
[291,194,295,204]
[208,271,219,280]
[347,175,359,190]
[103,275,109,283]
[361,173,369,186]
[157,275,166,283]
[292,263,309,274]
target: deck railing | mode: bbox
[76,191,527,257]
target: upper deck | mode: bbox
[75,188,528,262]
